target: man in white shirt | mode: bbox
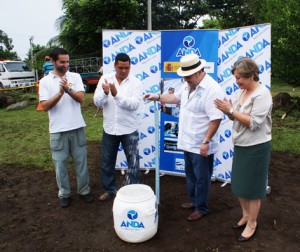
[94,53,143,201]
[39,48,94,208]
[144,54,224,221]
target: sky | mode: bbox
[1,0,64,60]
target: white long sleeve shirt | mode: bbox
[93,72,143,135]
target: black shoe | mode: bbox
[81,193,95,203]
[237,226,257,242]
[60,197,70,208]
[232,223,246,229]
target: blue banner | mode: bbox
[161,30,219,79]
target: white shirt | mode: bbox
[93,72,143,135]
[174,74,224,154]
[39,71,86,133]
[232,84,272,146]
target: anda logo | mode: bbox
[176,36,201,57]
[245,39,270,58]
[219,28,240,45]
[103,32,133,48]
[120,210,145,229]
[219,41,243,64]
[120,221,145,228]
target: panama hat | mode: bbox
[177,54,206,77]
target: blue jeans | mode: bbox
[184,151,214,214]
[50,128,90,198]
[101,130,140,194]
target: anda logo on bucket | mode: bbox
[120,210,145,229]
[127,210,138,220]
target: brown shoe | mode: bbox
[187,211,205,221]
[181,202,194,209]
[98,192,112,201]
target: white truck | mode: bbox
[0,60,35,89]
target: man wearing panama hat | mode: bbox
[144,53,224,221]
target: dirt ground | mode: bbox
[0,141,299,252]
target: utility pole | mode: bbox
[29,36,34,63]
[29,36,36,82]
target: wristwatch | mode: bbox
[67,87,73,94]
[202,139,210,144]
[229,107,234,115]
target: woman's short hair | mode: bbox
[231,57,259,81]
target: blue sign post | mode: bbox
[159,30,219,175]
[161,30,219,79]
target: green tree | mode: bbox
[57,0,210,57]
[59,0,141,57]
[259,0,300,85]
[202,18,221,29]
[150,0,209,29]
[0,30,19,60]
[206,0,262,28]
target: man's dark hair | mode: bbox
[49,48,69,62]
[114,53,130,65]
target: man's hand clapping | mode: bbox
[102,79,110,95]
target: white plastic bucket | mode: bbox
[113,184,158,243]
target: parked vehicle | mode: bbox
[80,72,100,93]
[69,57,101,93]
[0,61,35,89]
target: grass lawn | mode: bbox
[0,92,102,169]
[270,78,300,153]
[271,77,300,96]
